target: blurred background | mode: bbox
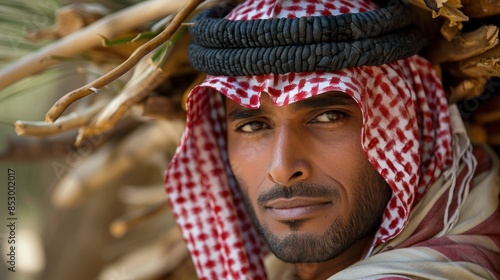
[0,0,499,280]
[0,0,198,279]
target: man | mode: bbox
[165,0,500,279]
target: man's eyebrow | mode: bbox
[292,91,357,111]
[227,106,269,122]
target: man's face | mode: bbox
[226,91,392,263]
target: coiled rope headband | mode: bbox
[188,1,427,76]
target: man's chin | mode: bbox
[260,226,345,263]
[267,235,340,263]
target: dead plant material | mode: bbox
[182,73,206,111]
[119,184,168,206]
[448,77,488,102]
[407,0,468,28]
[143,94,186,120]
[75,59,168,142]
[445,45,500,79]
[477,110,500,124]
[110,201,170,238]
[45,0,204,124]
[51,120,184,208]
[98,226,189,280]
[25,3,109,41]
[15,99,109,137]
[472,92,500,123]
[76,34,191,143]
[440,19,462,41]
[464,123,488,144]
[0,0,184,92]
[0,132,77,161]
[461,0,500,18]
[427,25,499,64]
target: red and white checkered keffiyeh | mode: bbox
[164,0,465,279]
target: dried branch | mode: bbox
[446,45,500,78]
[0,132,77,161]
[15,99,109,137]
[75,62,167,143]
[407,0,468,24]
[461,0,500,18]
[481,119,500,145]
[75,34,191,143]
[51,120,185,208]
[143,94,186,120]
[440,19,461,41]
[407,0,468,41]
[2,116,141,162]
[119,184,168,206]
[45,0,204,123]
[448,77,488,102]
[0,0,185,92]
[433,2,468,23]
[110,201,170,238]
[427,25,499,64]
[98,226,189,280]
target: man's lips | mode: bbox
[265,197,332,221]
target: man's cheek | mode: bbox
[229,144,265,177]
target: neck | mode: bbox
[292,235,373,280]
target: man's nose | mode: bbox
[266,126,312,186]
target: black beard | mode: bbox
[236,163,392,263]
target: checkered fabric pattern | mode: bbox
[165,0,453,279]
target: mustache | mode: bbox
[257,183,340,207]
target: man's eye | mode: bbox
[313,110,346,123]
[238,121,268,133]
